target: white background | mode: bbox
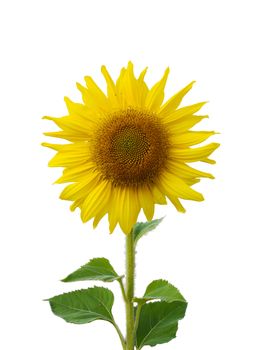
[1,0,260,349]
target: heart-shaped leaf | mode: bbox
[62,258,122,283]
[133,217,164,245]
[47,287,114,324]
[136,300,187,349]
[134,279,186,303]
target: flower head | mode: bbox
[43,62,219,234]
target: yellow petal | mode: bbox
[41,142,63,152]
[81,181,111,222]
[158,172,204,201]
[184,178,200,186]
[55,162,96,184]
[46,142,91,168]
[138,186,155,221]
[116,67,127,108]
[163,102,207,124]
[42,141,89,153]
[159,81,196,117]
[138,67,149,107]
[168,115,209,134]
[118,187,140,234]
[48,152,86,168]
[170,143,220,162]
[108,187,122,233]
[150,185,167,204]
[202,158,216,164]
[64,97,97,122]
[167,161,214,179]
[138,67,148,81]
[145,68,170,111]
[171,131,216,147]
[118,62,148,108]
[43,131,87,142]
[123,61,139,106]
[43,115,93,136]
[76,82,108,114]
[93,208,108,229]
[60,172,99,201]
[101,65,119,108]
[84,76,109,109]
[70,198,84,212]
[168,196,186,213]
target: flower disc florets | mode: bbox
[92,108,170,186]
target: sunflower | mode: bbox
[43,62,219,234]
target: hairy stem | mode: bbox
[118,277,127,303]
[112,319,126,349]
[133,302,143,340]
[126,230,135,350]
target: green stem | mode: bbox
[133,302,143,340]
[126,229,135,350]
[112,319,126,349]
[118,277,127,303]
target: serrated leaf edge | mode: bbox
[137,301,187,349]
[61,257,123,283]
[46,287,114,322]
[144,279,186,302]
[134,217,164,245]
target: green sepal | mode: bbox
[134,279,186,304]
[135,300,187,349]
[61,257,123,283]
[133,217,164,245]
[46,287,114,324]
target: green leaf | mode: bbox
[136,300,187,349]
[47,287,114,324]
[62,258,122,283]
[133,217,164,245]
[134,279,186,303]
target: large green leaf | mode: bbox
[136,300,187,349]
[62,258,122,283]
[134,279,186,303]
[133,217,164,245]
[47,287,114,324]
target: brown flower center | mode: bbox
[92,108,170,186]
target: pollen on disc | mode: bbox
[92,108,170,186]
